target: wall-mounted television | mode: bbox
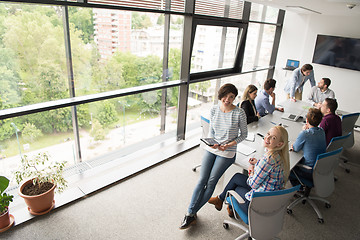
[312,34,360,71]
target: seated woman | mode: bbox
[208,126,290,215]
[289,108,326,185]
[240,84,261,124]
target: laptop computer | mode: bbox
[284,59,300,70]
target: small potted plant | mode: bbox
[0,176,14,232]
[14,152,67,215]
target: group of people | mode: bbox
[179,63,343,230]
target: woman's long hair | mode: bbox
[267,126,290,183]
[241,84,258,102]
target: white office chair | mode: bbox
[192,115,210,172]
[340,112,359,173]
[287,148,342,223]
[223,185,300,240]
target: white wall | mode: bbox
[273,11,360,113]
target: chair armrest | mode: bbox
[226,190,245,204]
[297,163,312,170]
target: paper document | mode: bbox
[237,143,256,156]
[245,132,255,142]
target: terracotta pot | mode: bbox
[19,179,56,215]
[0,208,10,229]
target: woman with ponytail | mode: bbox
[208,126,290,216]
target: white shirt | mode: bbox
[307,86,335,106]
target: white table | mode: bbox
[201,100,312,171]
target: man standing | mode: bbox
[255,79,284,117]
[284,64,316,102]
[319,98,342,146]
[308,78,335,108]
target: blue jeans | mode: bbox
[187,150,235,215]
[218,173,251,214]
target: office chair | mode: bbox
[193,115,210,172]
[339,113,360,173]
[223,185,300,240]
[287,148,342,224]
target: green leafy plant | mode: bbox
[0,176,14,214]
[14,152,67,194]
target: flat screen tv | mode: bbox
[312,34,360,71]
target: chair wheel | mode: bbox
[325,203,331,208]
[192,168,197,172]
[287,209,293,214]
[318,218,324,224]
[223,223,229,229]
[345,169,350,173]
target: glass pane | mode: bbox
[70,8,169,96]
[242,23,276,72]
[0,3,68,110]
[250,3,279,23]
[168,15,183,81]
[191,25,239,73]
[0,108,75,187]
[78,91,177,162]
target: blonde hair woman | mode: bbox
[240,84,261,124]
[208,126,290,216]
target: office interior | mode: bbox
[1,0,360,239]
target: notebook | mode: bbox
[284,59,300,70]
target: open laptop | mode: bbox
[284,59,300,70]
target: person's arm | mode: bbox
[329,89,335,99]
[241,101,258,124]
[247,156,273,189]
[292,131,306,152]
[309,71,316,87]
[307,86,316,106]
[263,96,276,114]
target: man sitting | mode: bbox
[307,78,335,108]
[319,98,342,146]
[255,79,284,117]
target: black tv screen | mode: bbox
[312,34,360,71]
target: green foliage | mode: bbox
[157,15,164,25]
[22,122,43,143]
[13,152,67,194]
[0,176,13,214]
[69,7,94,44]
[0,120,16,141]
[96,101,119,127]
[90,119,105,141]
[131,12,152,29]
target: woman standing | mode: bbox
[240,84,261,124]
[180,83,248,229]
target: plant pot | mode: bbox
[19,179,56,215]
[0,208,10,229]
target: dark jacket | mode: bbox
[240,100,259,124]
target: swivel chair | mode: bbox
[223,185,300,240]
[287,148,342,223]
[339,112,360,173]
[192,115,210,172]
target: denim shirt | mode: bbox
[292,127,326,168]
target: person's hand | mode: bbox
[314,102,322,108]
[270,92,276,99]
[211,144,220,149]
[276,107,284,112]
[256,112,261,118]
[249,157,257,165]
[290,144,294,151]
[302,123,309,130]
[248,164,255,175]
[290,97,296,102]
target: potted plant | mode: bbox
[14,152,67,215]
[0,176,14,232]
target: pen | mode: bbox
[270,121,277,125]
[257,133,264,139]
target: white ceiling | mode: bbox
[249,0,360,16]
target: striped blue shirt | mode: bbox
[245,151,285,201]
[206,105,248,158]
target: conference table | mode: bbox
[201,100,313,171]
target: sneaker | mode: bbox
[208,196,223,211]
[179,214,197,229]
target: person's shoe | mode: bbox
[208,196,223,211]
[227,205,234,218]
[179,214,197,229]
